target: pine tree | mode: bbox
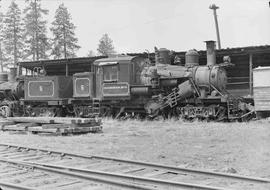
[24,0,49,61]
[0,12,5,71]
[97,33,115,56]
[51,3,80,59]
[2,1,24,67]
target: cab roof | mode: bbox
[93,56,140,66]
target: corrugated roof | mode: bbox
[128,45,270,57]
[16,44,270,76]
[18,56,106,76]
[19,56,106,69]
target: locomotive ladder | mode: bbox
[160,88,181,110]
[92,98,101,116]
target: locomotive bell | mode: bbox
[185,49,199,67]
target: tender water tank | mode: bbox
[0,73,8,83]
[185,49,199,67]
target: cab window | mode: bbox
[103,65,118,82]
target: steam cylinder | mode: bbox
[185,49,199,67]
[130,86,150,95]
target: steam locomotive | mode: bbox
[0,41,253,121]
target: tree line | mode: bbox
[0,0,115,70]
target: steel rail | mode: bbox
[0,143,270,183]
[1,143,269,183]
[0,158,155,190]
[0,181,38,190]
[14,159,232,190]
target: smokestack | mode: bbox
[205,40,216,66]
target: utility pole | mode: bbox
[34,0,39,61]
[209,4,221,49]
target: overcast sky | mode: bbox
[0,0,269,57]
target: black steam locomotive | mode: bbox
[0,41,253,121]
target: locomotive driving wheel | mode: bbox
[0,105,11,118]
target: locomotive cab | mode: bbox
[93,56,147,100]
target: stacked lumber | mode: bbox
[7,117,101,124]
[0,117,102,135]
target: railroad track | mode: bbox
[0,144,269,190]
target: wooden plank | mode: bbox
[16,123,39,128]
[0,119,102,135]
[7,117,55,124]
[28,126,60,133]
[71,126,102,133]
[3,125,26,131]
[7,117,99,124]
[2,123,39,132]
[41,124,71,129]
[41,123,101,129]
[0,121,16,130]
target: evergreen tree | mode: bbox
[24,0,49,61]
[51,3,80,59]
[2,1,24,67]
[0,12,4,71]
[0,12,8,71]
[97,33,115,56]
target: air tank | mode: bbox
[185,49,199,67]
[130,86,150,95]
[155,48,171,65]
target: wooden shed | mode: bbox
[253,66,270,112]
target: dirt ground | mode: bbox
[0,118,270,189]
